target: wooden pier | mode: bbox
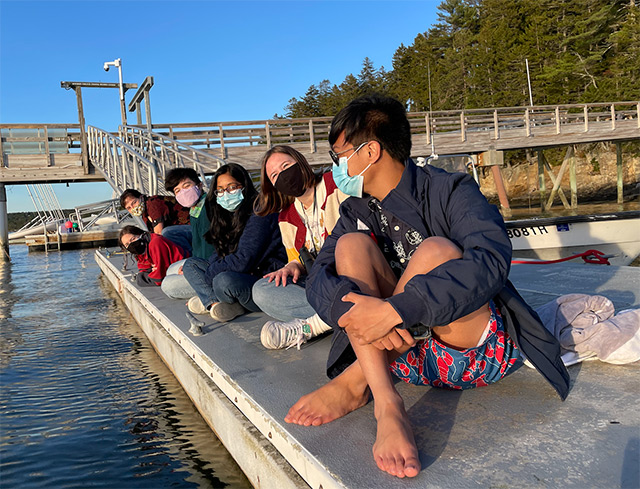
[1,100,638,262]
[95,249,640,489]
[129,101,640,167]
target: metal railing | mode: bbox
[119,125,224,184]
[68,198,131,232]
[87,125,159,195]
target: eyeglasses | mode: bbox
[328,141,369,165]
[214,183,243,197]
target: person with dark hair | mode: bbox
[284,94,569,479]
[160,167,216,299]
[118,224,188,287]
[119,188,192,253]
[181,163,287,323]
[252,145,347,349]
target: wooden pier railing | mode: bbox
[0,123,98,184]
[134,101,639,165]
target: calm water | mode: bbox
[1,200,638,488]
[506,200,639,220]
[0,246,251,489]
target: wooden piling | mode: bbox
[0,183,9,261]
[617,142,624,204]
[570,149,577,208]
[490,165,510,213]
[75,87,89,175]
[545,146,572,209]
[537,150,546,211]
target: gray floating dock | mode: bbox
[95,250,640,489]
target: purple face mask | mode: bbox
[175,185,201,208]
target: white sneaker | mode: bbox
[209,301,246,322]
[261,318,316,350]
[188,296,208,315]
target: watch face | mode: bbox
[407,324,431,340]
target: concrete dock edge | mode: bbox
[96,251,317,489]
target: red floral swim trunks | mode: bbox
[389,301,523,389]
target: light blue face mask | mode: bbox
[217,188,244,211]
[331,142,372,198]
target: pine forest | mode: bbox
[283,0,640,118]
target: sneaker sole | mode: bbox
[210,302,245,322]
[260,323,283,349]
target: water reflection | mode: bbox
[507,200,639,220]
[0,246,250,489]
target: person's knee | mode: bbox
[160,277,171,295]
[181,258,197,276]
[212,271,236,292]
[251,278,271,308]
[336,232,376,258]
[413,237,462,265]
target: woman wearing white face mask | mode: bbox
[181,163,287,323]
[161,168,216,299]
[252,146,348,350]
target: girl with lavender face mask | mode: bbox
[160,168,211,300]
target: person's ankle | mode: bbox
[333,366,370,396]
[373,393,405,418]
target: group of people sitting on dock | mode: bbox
[117,94,570,479]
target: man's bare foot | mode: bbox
[285,370,369,426]
[373,397,421,478]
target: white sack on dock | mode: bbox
[534,294,640,366]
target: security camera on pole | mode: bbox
[103,58,127,126]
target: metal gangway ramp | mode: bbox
[86,125,226,196]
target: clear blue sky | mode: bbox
[1,0,440,212]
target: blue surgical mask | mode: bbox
[217,188,244,211]
[331,147,372,198]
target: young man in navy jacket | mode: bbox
[285,95,569,479]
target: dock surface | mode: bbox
[95,250,640,489]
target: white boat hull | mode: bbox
[506,211,640,266]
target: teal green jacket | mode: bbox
[190,195,215,260]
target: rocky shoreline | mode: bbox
[478,143,640,207]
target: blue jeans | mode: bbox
[251,276,316,321]
[161,259,196,300]
[182,257,260,311]
[161,225,193,255]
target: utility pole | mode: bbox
[525,58,534,107]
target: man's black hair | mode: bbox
[164,167,201,194]
[119,188,143,208]
[329,94,411,163]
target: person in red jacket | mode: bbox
[119,225,189,286]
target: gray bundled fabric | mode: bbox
[535,294,640,365]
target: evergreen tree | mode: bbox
[280,0,639,116]
[604,1,640,100]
